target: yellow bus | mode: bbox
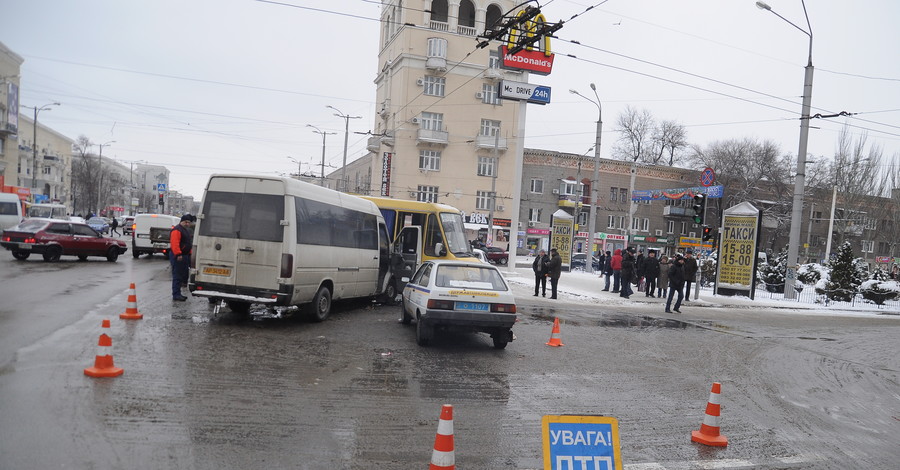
[360,196,477,283]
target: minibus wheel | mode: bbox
[309,286,332,322]
[226,300,251,316]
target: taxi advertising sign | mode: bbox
[715,202,761,299]
[542,415,622,470]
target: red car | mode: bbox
[1,218,128,262]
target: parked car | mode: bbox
[400,260,517,349]
[482,246,509,265]
[571,253,600,271]
[472,248,489,264]
[0,218,128,262]
[87,216,110,234]
[122,216,135,235]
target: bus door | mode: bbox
[392,226,421,292]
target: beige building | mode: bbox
[0,41,24,192]
[338,0,530,245]
[16,115,73,208]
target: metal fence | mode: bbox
[726,281,900,311]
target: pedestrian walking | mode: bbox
[658,255,670,299]
[683,249,699,302]
[620,246,636,299]
[532,249,550,297]
[547,248,562,299]
[665,254,686,313]
[109,217,120,236]
[611,249,623,293]
[601,250,613,291]
[643,250,660,298]
[169,214,195,301]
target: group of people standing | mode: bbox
[532,248,562,299]
[598,248,699,313]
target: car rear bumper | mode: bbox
[422,309,516,329]
[1,241,50,254]
[189,277,293,306]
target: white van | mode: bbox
[0,193,25,231]
[26,203,68,220]
[189,175,394,320]
[131,213,180,258]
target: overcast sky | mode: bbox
[5,0,899,199]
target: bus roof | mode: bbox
[359,196,462,214]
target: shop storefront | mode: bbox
[462,212,512,250]
[631,235,673,256]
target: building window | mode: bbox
[618,216,626,229]
[420,112,443,131]
[667,221,674,234]
[427,37,448,59]
[417,185,439,203]
[481,83,500,105]
[475,190,494,210]
[813,211,822,224]
[631,217,640,231]
[861,240,874,253]
[607,215,616,228]
[578,212,588,226]
[619,188,628,204]
[529,208,541,223]
[489,49,500,69]
[419,150,441,171]
[480,119,501,136]
[609,187,617,203]
[680,222,686,234]
[642,218,650,232]
[43,166,51,175]
[560,181,579,196]
[530,178,543,194]
[477,156,496,177]
[423,76,445,96]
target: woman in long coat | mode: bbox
[657,255,670,299]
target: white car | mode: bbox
[400,260,517,349]
[472,248,489,264]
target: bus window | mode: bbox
[424,214,444,257]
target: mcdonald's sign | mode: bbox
[499,11,555,75]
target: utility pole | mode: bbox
[28,102,60,202]
[96,141,115,215]
[307,124,335,187]
[568,84,603,273]
[488,132,499,247]
[327,105,361,192]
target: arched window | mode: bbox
[485,4,503,30]
[458,0,476,27]
[430,0,448,22]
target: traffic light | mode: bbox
[692,194,706,224]
[158,194,164,206]
[702,225,713,242]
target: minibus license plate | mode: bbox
[203,267,232,276]
[455,302,488,311]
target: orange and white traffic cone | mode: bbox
[84,319,124,378]
[691,382,728,447]
[545,317,564,347]
[429,404,455,470]
[119,283,143,320]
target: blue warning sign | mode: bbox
[542,415,623,470]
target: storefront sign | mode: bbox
[499,79,551,105]
[632,235,669,244]
[380,152,392,197]
[527,228,551,235]
[499,10,555,75]
[632,185,723,201]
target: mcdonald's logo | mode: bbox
[500,11,555,75]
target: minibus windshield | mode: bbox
[439,212,469,255]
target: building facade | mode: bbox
[0,41,24,194]
[16,116,73,208]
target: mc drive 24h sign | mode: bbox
[542,415,623,470]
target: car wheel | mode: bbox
[381,279,397,306]
[132,250,140,259]
[399,298,412,325]
[77,255,88,261]
[309,285,332,322]
[106,247,119,262]
[499,257,508,266]
[42,246,62,262]
[226,300,251,316]
[415,315,431,346]
[11,250,29,261]
[492,329,512,349]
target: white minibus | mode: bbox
[189,175,394,320]
[0,193,25,231]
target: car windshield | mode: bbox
[88,217,105,224]
[435,265,508,290]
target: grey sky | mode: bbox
[5,0,899,199]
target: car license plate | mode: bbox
[455,302,488,311]
[19,243,32,249]
[203,267,232,276]
[137,234,149,238]
[153,243,168,248]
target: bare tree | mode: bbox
[651,119,688,166]
[826,127,883,247]
[71,135,97,215]
[875,153,900,259]
[612,106,654,163]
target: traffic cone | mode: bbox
[84,319,124,378]
[429,404,455,470]
[119,283,143,320]
[545,317,564,347]
[691,382,728,447]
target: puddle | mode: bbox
[529,310,701,329]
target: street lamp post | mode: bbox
[326,105,361,193]
[96,140,115,215]
[569,84,603,274]
[757,0,813,299]
[28,102,60,202]
[307,124,336,187]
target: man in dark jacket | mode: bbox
[532,249,550,297]
[620,246,636,299]
[642,250,660,298]
[683,249,699,301]
[547,248,562,299]
[666,254,686,313]
[169,214,195,301]
[601,250,613,291]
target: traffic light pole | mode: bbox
[694,195,709,300]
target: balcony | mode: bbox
[457,25,477,36]
[662,206,689,217]
[474,134,507,150]
[429,20,449,32]
[417,128,449,145]
[367,136,381,152]
[558,194,588,209]
[483,68,503,80]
